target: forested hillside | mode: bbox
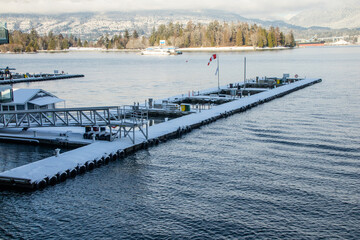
[0,21,295,53]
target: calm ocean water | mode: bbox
[0,47,359,239]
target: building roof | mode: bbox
[12,89,40,104]
[4,88,63,106]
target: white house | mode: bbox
[0,88,64,111]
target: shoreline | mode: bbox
[178,46,290,52]
[2,45,358,54]
[0,46,291,54]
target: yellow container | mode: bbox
[181,104,191,111]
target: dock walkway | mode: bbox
[0,78,321,190]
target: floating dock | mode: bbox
[0,74,85,85]
[0,77,322,191]
[0,127,92,147]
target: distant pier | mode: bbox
[0,74,84,85]
[0,77,322,191]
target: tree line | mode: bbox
[149,21,295,48]
[0,29,86,52]
[0,21,296,53]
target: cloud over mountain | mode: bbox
[0,0,357,21]
[289,6,360,29]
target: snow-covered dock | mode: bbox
[0,77,322,191]
[0,127,92,147]
[0,74,84,85]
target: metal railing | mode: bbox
[0,106,122,128]
[0,105,149,143]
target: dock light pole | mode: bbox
[244,57,246,86]
[217,55,220,95]
[241,57,246,97]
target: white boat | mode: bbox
[141,47,171,55]
[141,46,183,55]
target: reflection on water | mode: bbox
[0,142,73,172]
[0,47,359,239]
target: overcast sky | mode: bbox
[0,0,357,20]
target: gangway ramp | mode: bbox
[0,106,122,128]
[0,105,149,143]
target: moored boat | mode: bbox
[141,46,182,55]
[141,47,171,55]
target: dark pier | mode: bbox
[0,74,85,85]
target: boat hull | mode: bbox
[298,42,325,47]
[141,51,170,55]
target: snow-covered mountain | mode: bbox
[288,6,360,29]
[1,10,300,39]
[2,8,358,40]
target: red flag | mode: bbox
[207,54,217,66]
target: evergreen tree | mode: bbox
[48,31,54,39]
[48,38,56,50]
[267,30,276,48]
[124,29,130,40]
[222,23,231,46]
[77,38,82,47]
[25,42,32,52]
[132,30,139,39]
[61,39,69,49]
[280,32,285,46]
[149,27,156,46]
[245,32,251,46]
[236,29,244,46]
[258,28,267,48]
[274,27,281,46]
[183,32,191,47]
[123,29,130,46]
[285,31,296,47]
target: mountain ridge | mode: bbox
[289,6,360,29]
[2,9,358,41]
[2,9,303,40]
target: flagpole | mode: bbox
[244,57,246,86]
[217,54,220,95]
[243,57,246,97]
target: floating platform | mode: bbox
[0,74,84,85]
[0,77,322,191]
[0,127,92,147]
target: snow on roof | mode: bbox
[7,89,61,105]
[28,96,64,106]
[11,89,40,104]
